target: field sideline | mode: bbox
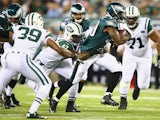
[0,83,160,120]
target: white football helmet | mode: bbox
[25,12,44,28]
[64,22,83,43]
[125,5,140,28]
[70,3,85,23]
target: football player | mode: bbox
[0,12,76,119]
[49,3,90,112]
[49,2,130,113]
[118,5,160,110]
[0,3,24,108]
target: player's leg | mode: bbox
[118,53,136,110]
[95,53,122,106]
[4,79,20,109]
[21,55,52,119]
[50,55,98,113]
[0,68,16,108]
[66,71,87,112]
[132,71,139,100]
[133,57,152,100]
[66,83,80,112]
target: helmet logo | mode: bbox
[66,26,74,33]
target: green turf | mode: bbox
[0,83,160,120]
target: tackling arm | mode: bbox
[104,27,130,46]
[46,38,77,59]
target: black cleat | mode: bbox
[26,112,47,119]
[3,96,11,109]
[49,99,58,113]
[66,101,80,112]
[101,94,119,106]
[118,97,127,110]
[11,94,21,106]
[132,85,140,100]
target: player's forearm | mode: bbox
[47,38,76,58]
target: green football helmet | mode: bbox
[70,3,86,23]
[6,3,23,24]
[106,2,125,22]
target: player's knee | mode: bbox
[138,84,149,90]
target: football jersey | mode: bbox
[59,18,90,32]
[120,17,153,57]
[35,36,77,68]
[80,15,118,52]
[11,25,52,59]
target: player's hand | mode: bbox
[77,52,90,60]
[97,48,106,54]
[110,43,118,57]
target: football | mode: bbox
[118,30,126,37]
[118,29,131,40]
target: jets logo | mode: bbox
[66,26,74,33]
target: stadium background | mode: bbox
[0,0,160,88]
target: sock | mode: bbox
[6,86,13,96]
[106,72,121,93]
[29,99,41,114]
[68,83,78,101]
[29,83,51,113]
[56,80,72,100]
[49,83,55,99]
[78,81,84,94]
[8,79,17,88]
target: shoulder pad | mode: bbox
[60,19,72,32]
[103,15,118,28]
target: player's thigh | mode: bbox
[122,53,136,83]
[72,55,99,84]
[0,67,16,89]
[95,53,122,72]
[22,56,52,86]
[54,59,74,79]
[137,58,152,89]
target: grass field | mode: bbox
[0,83,160,120]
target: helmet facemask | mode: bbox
[70,3,85,24]
[6,3,23,25]
[125,5,140,29]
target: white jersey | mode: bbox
[120,17,152,57]
[11,25,52,58]
[36,37,75,69]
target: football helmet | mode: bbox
[64,22,83,43]
[106,2,125,22]
[125,5,140,29]
[70,3,85,24]
[25,12,44,28]
[6,3,23,24]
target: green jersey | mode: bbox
[56,37,75,51]
[80,15,118,52]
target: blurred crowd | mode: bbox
[1,0,160,19]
